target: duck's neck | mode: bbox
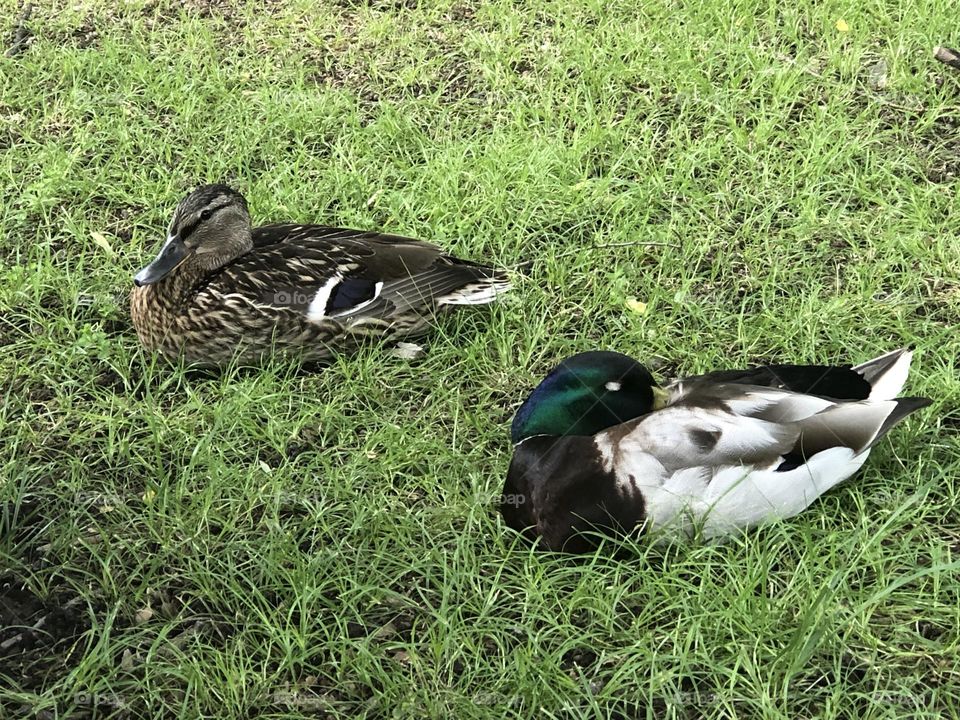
[168,236,254,301]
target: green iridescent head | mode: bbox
[510,351,668,442]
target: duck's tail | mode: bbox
[797,395,931,457]
[433,262,512,306]
[853,348,914,400]
[435,276,512,305]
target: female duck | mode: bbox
[130,185,511,366]
[501,349,930,552]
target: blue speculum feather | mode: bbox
[327,277,378,312]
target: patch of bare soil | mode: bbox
[920,113,960,184]
[0,575,91,693]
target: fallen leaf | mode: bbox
[389,341,424,360]
[867,59,888,90]
[374,622,397,639]
[835,19,849,32]
[90,231,115,257]
[625,297,648,315]
[134,607,153,625]
[159,594,178,617]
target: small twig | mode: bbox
[5,2,33,58]
[507,259,534,274]
[933,45,960,71]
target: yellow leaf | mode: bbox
[835,18,849,32]
[90,231,115,257]
[625,297,648,314]
[142,489,156,504]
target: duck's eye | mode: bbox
[200,208,213,221]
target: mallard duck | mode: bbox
[130,184,511,366]
[500,349,930,552]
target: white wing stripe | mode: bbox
[306,275,342,322]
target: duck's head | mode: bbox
[510,351,668,443]
[134,184,252,287]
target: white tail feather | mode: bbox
[854,348,913,400]
[436,280,512,306]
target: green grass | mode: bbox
[2,0,959,717]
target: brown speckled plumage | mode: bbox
[130,185,511,366]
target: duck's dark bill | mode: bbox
[134,236,190,286]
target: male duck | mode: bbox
[501,349,930,552]
[130,184,511,366]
